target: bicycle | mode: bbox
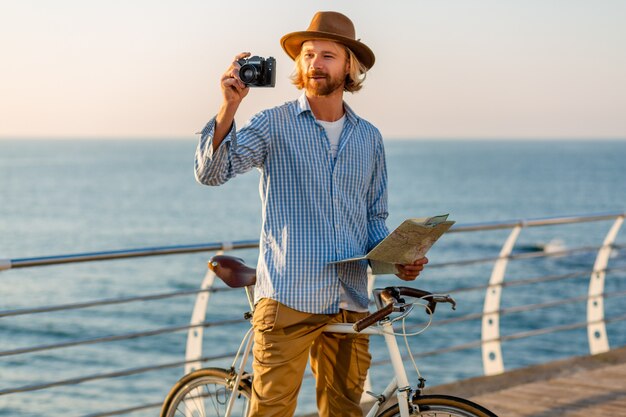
[160,255,498,417]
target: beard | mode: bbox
[304,70,345,97]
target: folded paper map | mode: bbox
[332,214,455,275]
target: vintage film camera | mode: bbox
[237,55,276,87]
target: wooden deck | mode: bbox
[301,347,626,416]
[424,346,626,416]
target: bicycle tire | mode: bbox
[160,367,252,417]
[377,394,498,417]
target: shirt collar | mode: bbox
[296,93,359,126]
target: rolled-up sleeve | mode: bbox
[194,112,270,186]
[194,118,235,186]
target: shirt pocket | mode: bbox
[337,140,375,197]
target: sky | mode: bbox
[1,0,625,140]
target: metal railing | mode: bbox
[1,212,625,417]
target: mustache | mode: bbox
[307,71,328,78]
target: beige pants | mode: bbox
[250,298,371,417]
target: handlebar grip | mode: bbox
[353,303,394,332]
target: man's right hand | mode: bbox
[213,52,252,151]
[221,52,251,105]
[395,257,428,281]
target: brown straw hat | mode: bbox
[280,11,375,70]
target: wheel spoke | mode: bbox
[162,368,252,417]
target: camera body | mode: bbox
[237,56,276,87]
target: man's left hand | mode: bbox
[395,257,428,281]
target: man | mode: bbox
[195,11,428,417]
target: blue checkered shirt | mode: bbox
[195,94,389,314]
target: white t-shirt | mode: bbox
[318,115,346,159]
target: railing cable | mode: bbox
[0,318,245,358]
[0,286,236,318]
[0,352,235,395]
[79,402,162,417]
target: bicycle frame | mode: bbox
[225,317,415,417]
[170,258,478,417]
[225,326,254,416]
[326,320,413,417]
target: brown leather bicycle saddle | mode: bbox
[208,255,257,288]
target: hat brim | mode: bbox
[280,31,375,70]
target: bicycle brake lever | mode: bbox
[389,303,415,324]
[432,295,457,310]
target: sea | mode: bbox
[1,138,625,416]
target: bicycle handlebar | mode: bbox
[352,303,394,332]
[353,286,457,333]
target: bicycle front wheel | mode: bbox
[377,394,497,417]
[160,367,252,417]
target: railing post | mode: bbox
[587,216,624,355]
[184,251,222,374]
[482,224,522,375]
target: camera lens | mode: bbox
[239,64,257,84]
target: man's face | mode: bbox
[299,40,349,97]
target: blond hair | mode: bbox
[290,46,368,93]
